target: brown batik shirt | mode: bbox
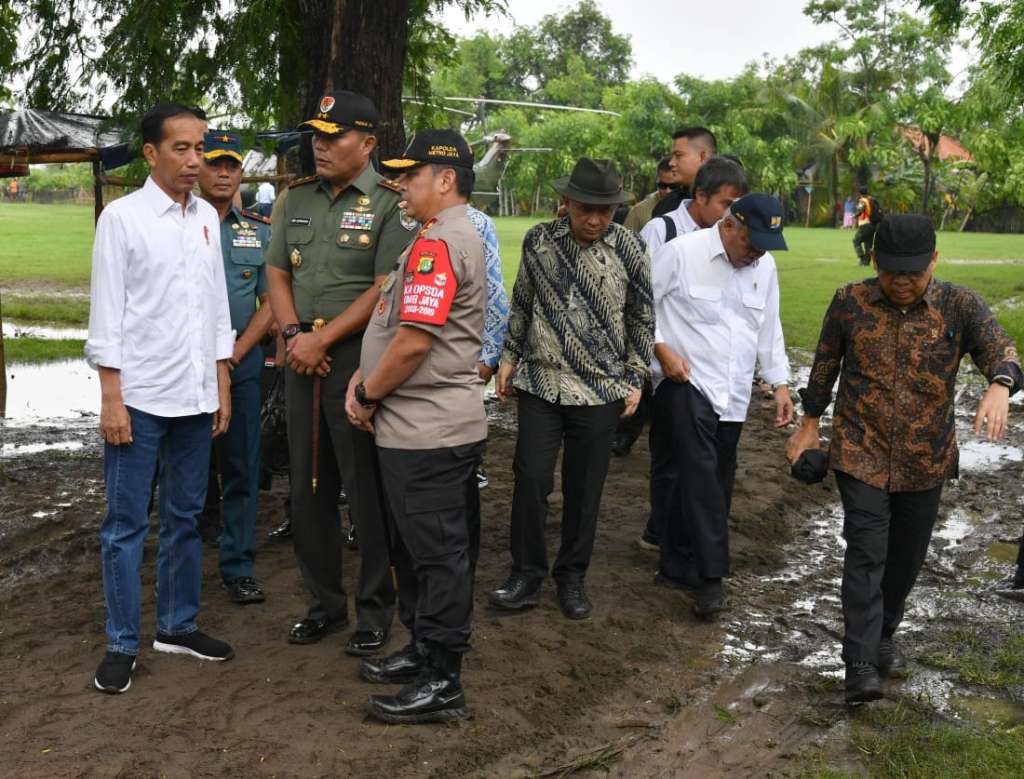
[800,277,1022,492]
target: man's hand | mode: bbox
[100,396,132,446]
[286,331,331,376]
[228,340,248,370]
[974,382,1011,441]
[774,384,794,428]
[213,361,232,437]
[786,415,821,464]
[621,386,642,418]
[477,362,495,383]
[655,344,690,383]
[345,371,376,433]
[496,362,515,401]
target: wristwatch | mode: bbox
[992,375,1014,389]
[355,381,378,407]
[282,323,301,341]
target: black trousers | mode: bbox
[285,335,394,630]
[656,381,742,583]
[835,471,943,665]
[378,441,485,654]
[510,391,622,583]
[645,380,683,546]
[853,223,876,263]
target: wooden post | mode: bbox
[0,291,6,418]
[93,160,103,223]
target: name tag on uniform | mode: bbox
[233,238,262,249]
[289,217,311,225]
[339,211,375,231]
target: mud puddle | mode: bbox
[2,358,99,422]
[4,322,89,340]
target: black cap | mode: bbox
[203,130,243,163]
[730,193,787,251]
[381,129,474,171]
[873,214,936,272]
[299,91,379,135]
[551,158,632,205]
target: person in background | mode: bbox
[254,180,276,217]
[196,130,275,604]
[650,127,718,220]
[843,195,856,229]
[488,158,654,621]
[87,102,236,694]
[623,156,678,233]
[787,214,1021,703]
[853,186,879,266]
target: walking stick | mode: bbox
[310,318,326,494]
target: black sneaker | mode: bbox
[94,651,137,694]
[223,576,265,605]
[692,579,727,619]
[845,662,883,703]
[153,630,234,661]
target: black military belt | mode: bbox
[299,322,317,332]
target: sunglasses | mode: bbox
[656,181,676,190]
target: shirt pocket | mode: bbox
[740,289,767,331]
[286,223,315,276]
[229,250,262,298]
[687,284,722,324]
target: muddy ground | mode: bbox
[1,370,1023,778]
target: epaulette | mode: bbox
[288,175,317,189]
[241,209,271,224]
[378,178,401,193]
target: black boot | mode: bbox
[267,517,292,541]
[361,641,424,684]
[845,662,883,703]
[878,636,907,679]
[367,643,469,724]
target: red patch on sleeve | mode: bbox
[400,238,458,326]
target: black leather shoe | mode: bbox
[845,662,883,703]
[287,616,348,645]
[654,571,699,592]
[361,643,424,684]
[345,629,388,657]
[488,573,543,611]
[878,637,907,678]
[367,646,469,724]
[556,579,592,620]
[692,579,726,619]
[267,518,292,541]
[223,576,265,605]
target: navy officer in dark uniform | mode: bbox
[197,130,275,603]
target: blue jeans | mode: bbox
[100,407,212,655]
[218,348,262,581]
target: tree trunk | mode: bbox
[297,0,411,173]
[831,150,840,228]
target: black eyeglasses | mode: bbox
[656,181,675,190]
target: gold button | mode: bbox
[242,270,253,280]
[290,248,302,267]
[358,234,371,246]
[340,234,350,243]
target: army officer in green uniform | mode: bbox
[266,90,411,655]
[197,130,275,604]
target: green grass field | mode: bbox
[3,203,1024,356]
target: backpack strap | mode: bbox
[660,214,677,242]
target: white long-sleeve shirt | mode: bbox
[85,176,234,417]
[651,223,789,422]
[639,199,696,258]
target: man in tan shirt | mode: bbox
[346,129,486,725]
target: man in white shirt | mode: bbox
[86,103,236,695]
[639,156,748,259]
[634,157,749,550]
[651,194,794,618]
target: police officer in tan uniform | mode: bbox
[266,91,413,655]
[345,129,486,724]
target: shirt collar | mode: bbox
[433,203,468,226]
[142,175,198,216]
[318,162,377,199]
[707,222,728,262]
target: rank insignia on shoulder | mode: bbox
[378,178,401,193]
[289,175,317,189]
[416,254,435,274]
[241,209,271,224]
[290,248,302,267]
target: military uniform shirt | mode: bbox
[220,206,270,334]
[360,204,487,450]
[265,164,411,322]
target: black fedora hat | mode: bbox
[552,158,632,205]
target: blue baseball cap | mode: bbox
[203,130,243,163]
[731,193,787,251]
